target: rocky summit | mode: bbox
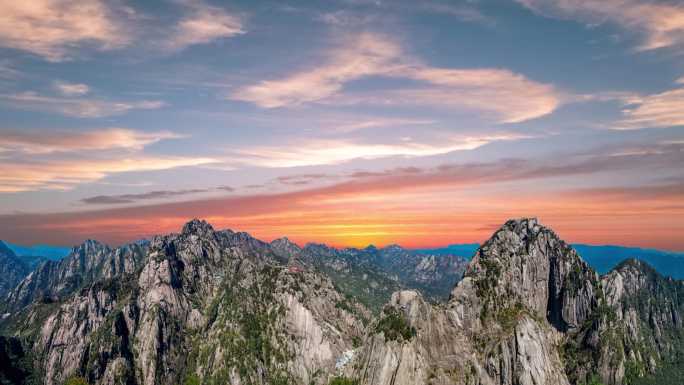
[0,218,682,385]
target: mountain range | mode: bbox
[0,218,682,385]
[5,239,683,284]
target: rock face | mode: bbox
[0,241,30,299]
[1,219,367,385]
[352,218,684,385]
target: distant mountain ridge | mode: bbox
[4,242,71,261]
[4,238,681,279]
[270,239,469,311]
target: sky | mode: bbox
[1,0,683,250]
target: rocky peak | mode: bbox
[181,218,215,236]
[364,244,378,253]
[270,237,302,260]
[602,258,684,307]
[70,239,110,259]
[302,242,338,257]
[380,243,408,255]
[453,217,598,333]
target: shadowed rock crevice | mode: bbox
[547,253,569,333]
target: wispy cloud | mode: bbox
[613,79,684,129]
[516,0,684,51]
[81,188,211,205]
[276,173,334,186]
[0,128,181,154]
[166,1,244,51]
[318,1,492,26]
[0,60,21,79]
[331,118,436,133]
[0,156,216,193]
[230,133,529,168]
[53,81,90,96]
[416,1,493,24]
[317,10,378,27]
[231,33,560,123]
[0,1,245,61]
[335,66,560,124]
[0,127,213,192]
[0,0,132,61]
[0,92,165,118]
[232,34,402,108]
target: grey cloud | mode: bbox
[81,189,210,205]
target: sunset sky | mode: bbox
[1,0,683,250]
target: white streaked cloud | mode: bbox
[0,0,132,61]
[330,118,436,133]
[0,0,245,62]
[615,85,684,129]
[0,60,21,79]
[0,92,165,118]
[232,34,402,108]
[54,81,90,96]
[337,66,560,124]
[230,33,560,123]
[0,156,216,193]
[515,0,684,51]
[166,1,244,51]
[230,133,529,168]
[0,128,182,154]
[0,127,213,192]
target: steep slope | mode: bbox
[351,218,684,385]
[0,241,31,299]
[1,220,368,385]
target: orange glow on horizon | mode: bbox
[3,178,683,252]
